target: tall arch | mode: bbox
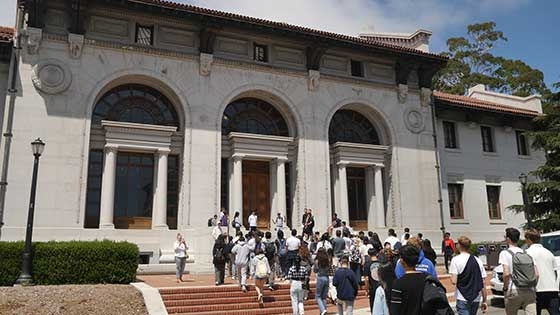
[326,101,393,231]
[84,80,185,231]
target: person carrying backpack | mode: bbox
[449,236,488,315]
[212,234,227,286]
[441,232,456,273]
[251,248,271,305]
[263,231,277,290]
[499,227,538,315]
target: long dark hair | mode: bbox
[293,255,302,270]
[377,263,396,308]
[234,211,239,218]
[316,248,329,269]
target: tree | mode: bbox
[433,22,549,97]
[509,97,560,232]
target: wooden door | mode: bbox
[242,161,270,230]
[347,167,368,231]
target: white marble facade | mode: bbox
[0,2,543,272]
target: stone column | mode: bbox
[275,158,287,220]
[374,165,386,228]
[152,149,169,230]
[337,163,349,223]
[99,145,118,229]
[365,166,376,230]
[232,155,243,220]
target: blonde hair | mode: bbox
[457,236,471,250]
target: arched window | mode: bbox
[329,109,380,144]
[222,98,289,136]
[92,84,180,128]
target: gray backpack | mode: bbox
[507,249,538,288]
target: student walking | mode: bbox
[390,245,426,315]
[212,234,227,285]
[173,233,188,283]
[248,210,258,232]
[525,229,559,315]
[232,236,250,292]
[251,248,271,305]
[449,236,488,315]
[364,248,380,312]
[333,256,359,315]
[263,231,277,290]
[372,263,396,315]
[313,248,330,315]
[442,232,456,273]
[287,256,310,315]
[499,227,537,315]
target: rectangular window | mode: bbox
[516,130,529,156]
[350,60,363,77]
[443,121,458,149]
[135,24,154,46]
[486,185,501,220]
[481,126,495,152]
[448,183,464,219]
[254,44,268,62]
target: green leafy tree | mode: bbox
[434,22,549,97]
[509,85,560,232]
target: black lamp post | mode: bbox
[15,138,45,285]
[518,173,531,229]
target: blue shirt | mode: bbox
[394,249,438,279]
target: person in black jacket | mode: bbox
[333,256,359,314]
[422,239,437,266]
[212,234,227,285]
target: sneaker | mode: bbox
[258,294,263,305]
[320,311,327,315]
[268,285,274,291]
[232,276,236,280]
[215,282,219,286]
[242,285,248,293]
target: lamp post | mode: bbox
[15,138,45,285]
[518,173,531,229]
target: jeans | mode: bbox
[285,250,298,276]
[505,288,536,315]
[444,254,452,272]
[456,299,480,315]
[337,299,354,315]
[290,280,304,315]
[214,264,225,284]
[315,275,329,313]
[175,256,186,279]
[536,291,560,315]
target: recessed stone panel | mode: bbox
[45,9,66,31]
[322,55,348,73]
[273,46,304,65]
[366,63,394,82]
[89,15,130,39]
[158,26,195,48]
[215,36,249,56]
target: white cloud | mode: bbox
[0,0,530,52]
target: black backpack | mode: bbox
[264,241,276,260]
[213,247,226,263]
[422,275,454,315]
[207,217,213,227]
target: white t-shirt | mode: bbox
[449,252,487,301]
[174,240,188,258]
[286,236,301,251]
[526,243,559,292]
[498,246,527,292]
[384,236,400,249]
[248,214,258,227]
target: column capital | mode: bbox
[157,148,171,155]
[232,154,244,162]
[374,164,385,170]
[104,145,118,153]
[275,157,288,163]
[337,162,349,169]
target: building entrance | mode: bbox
[347,167,368,231]
[242,160,270,230]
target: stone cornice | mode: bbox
[102,120,177,136]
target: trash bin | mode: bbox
[486,244,500,268]
[477,244,488,267]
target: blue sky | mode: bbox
[1,0,558,89]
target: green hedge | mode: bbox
[0,240,138,286]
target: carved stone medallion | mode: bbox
[31,59,72,94]
[403,108,425,133]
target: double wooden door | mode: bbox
[242,160,270,230]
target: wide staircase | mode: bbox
[160,281,369,315]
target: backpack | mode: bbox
[278,239,288,256]
[224,242,234,256]
[507,249,538,288]
[213,246,225,263]
[255,256,268,278]
[422,275,454,315]
[349,246,362,264]
[207,217,213,227]
[264,241,276,260]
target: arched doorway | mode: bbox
[221,97,295,230]
[328,109,388,230]
[85,84,183,230]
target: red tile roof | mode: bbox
[433,91,540,117]
[0,27,14,42]
[132,0,447,61]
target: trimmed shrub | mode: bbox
[0,240,138,286]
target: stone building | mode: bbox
[0,1,543,271]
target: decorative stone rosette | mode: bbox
[403,108,425,133]
[31,59,72,94]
